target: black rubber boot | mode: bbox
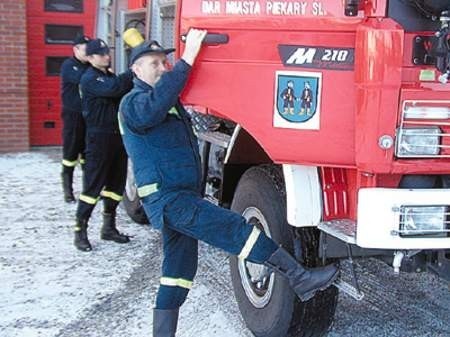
[264,246,338,302]
[74,218,92,252]
[62,170,75,203]
[101,212,130,244]
[153,308,179,337]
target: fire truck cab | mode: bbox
[120,1,450,336]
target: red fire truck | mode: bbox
[122,1,450,336]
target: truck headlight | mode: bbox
[396,127,441,157]
[399,206,448,237]
[404,106,450,119]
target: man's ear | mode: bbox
[131,63,139,75]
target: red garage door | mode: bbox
[27,0,96,146]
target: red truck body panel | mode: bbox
[177,1,450,175]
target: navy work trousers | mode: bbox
[62,110,86,173]
[154,192,278,310]
[76,132,127,220]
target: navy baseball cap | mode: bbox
[73,35,91,46]
[86,39,110,56]
[129,40,175,65]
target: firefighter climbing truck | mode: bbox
[123,0,450,336]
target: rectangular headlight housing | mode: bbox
[399,205,448,238]
[404,106,450,119]
[396,127,441,158]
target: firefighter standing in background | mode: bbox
[73,38,133,252]
[60,35,91,203]
[119,29,338,336]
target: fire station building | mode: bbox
[0,0,174,152]
[0,0,95,152]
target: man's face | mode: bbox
[73,44,88,62]
[132,53,168,87]
[87,53,111,69]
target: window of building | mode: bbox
[44,0,83,13]
[46,56,68,76]
[45,25,84,44]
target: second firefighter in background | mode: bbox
[60,35,91,203]
[74,38,133,252]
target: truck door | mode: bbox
[178,1,362,167]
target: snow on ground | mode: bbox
[0,150,145,337]
[1,149,449,337]
[0,150,249,337]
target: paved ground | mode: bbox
[0,148,449,337]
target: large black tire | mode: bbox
[122,160,149,225]
[230,165,338,337]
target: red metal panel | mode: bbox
[179,1,362,167]
[128,0,147,10]
[320,167,349,220]
[179,1,449,176]
[27,0,96,146]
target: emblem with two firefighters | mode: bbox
[274,71,322,130]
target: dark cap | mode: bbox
[73,35,91,46]
[86,38,110,56]
[129,40,175,65]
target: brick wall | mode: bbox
[0,0,29,152]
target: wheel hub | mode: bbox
[239,207,275,308]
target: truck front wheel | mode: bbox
[230,165,338,337]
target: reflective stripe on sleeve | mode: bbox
[62,159,78,167]
[160,277,193,290]
[168,107,180,118]
[101,190,123,201]
[137,183,158,198]
[79,194,100,205]
[238,226,261,260]
[79,158,86,165]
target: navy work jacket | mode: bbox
[119,60,202,229]
[60,56,90,114]
[80,67,133,133]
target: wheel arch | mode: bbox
[221,126,273,206]
[221,126,323,228]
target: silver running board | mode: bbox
[333,278,364,301]
[318,219,356,244]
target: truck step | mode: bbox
[197,130,231,148]
[333,278,364,301]
[318,219,357,244]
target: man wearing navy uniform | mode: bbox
[73,38,133,252]
[60,35,90,203]
[119,29,338,337]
